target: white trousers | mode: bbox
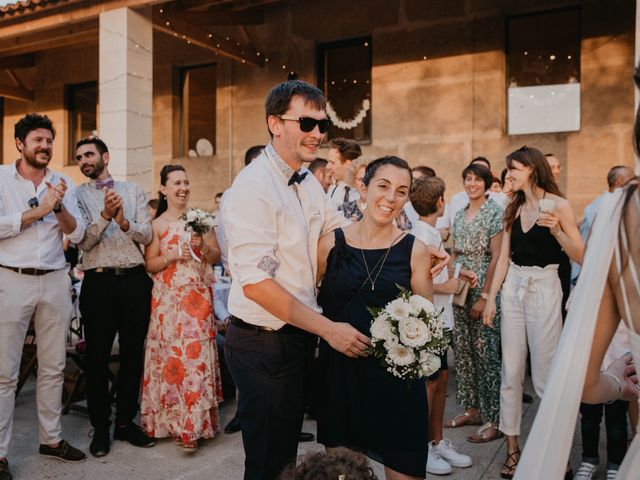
[0,268,72,457]
[499,262,563,436]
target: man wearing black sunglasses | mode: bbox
[223,81,360,480]
[0,114,86,480]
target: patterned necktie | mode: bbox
[95,179,114,190]
[343,186,351,204]
[288,171,308,186]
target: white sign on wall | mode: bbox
[508,83,581,135]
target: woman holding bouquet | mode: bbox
[141,164,223,451]
[316,156,434,479]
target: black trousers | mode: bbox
[79,268,152,431]
[580,400,629,468]
[224,319,314,480]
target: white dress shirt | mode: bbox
[327,181,359,208]
[0,161,85,270]
[215,190,230,269]
[224,143,349,329]
[410,219,454,329]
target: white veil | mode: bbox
[515,189,625,479]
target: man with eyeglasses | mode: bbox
[72,136,155,457]
[222,81,364,480]
[0,113,86,480]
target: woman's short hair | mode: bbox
[461,163,493,191]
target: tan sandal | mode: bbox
[445,411,483,428]
[467,422,504,443]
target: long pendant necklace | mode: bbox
[359,228,405,291]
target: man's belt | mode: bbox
[230,316,308,335]
[87,265,145,276]
[0,265,57,276]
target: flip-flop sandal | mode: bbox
[445,411,483,428]
[467,422,504,443]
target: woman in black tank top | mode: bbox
[481,146,583,479]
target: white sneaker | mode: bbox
[606,469,618,480]
[427,442,452,475]
[574,462,597,480]
[434,437,473,468]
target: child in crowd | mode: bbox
[409,176,473,475]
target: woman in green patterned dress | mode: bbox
[445,162,504,443]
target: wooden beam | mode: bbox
[171,9,263,25]
[0,0,170,41]
[153,8,264,66]
[0,21,98,56]
[0,54,36,70]
[0,83,34,102]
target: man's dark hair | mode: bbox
[308,158,327,174]
[76,137,109,155]
[264,80,326,136]
[148,198,159,209]
[411,165,436,178]
[410,176,446,216]
[215,192,224,199]
[544,152,555,157]
[607,165,634,188]
[471,156,491,170]
[244,145,265,166]
[329,138,361,163]
[363,156,412,187]
[462,163,493,191]
[14,113,55,143]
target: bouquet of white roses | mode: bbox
[368,286,451,381]
[180,208,215,262]
[182,208,215,235]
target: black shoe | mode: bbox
[522,393,533,404]
[224,415,241,434]
[299,432,314,442]
[89,429,111,457]
[0,459,12,480]
[39,440,86,463]
[113,422,156,448]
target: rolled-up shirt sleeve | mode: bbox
[62,185,86,244]
[0,210,21,239]
[125,184,152,245]
[224,179,279,288]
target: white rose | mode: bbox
[370,314,393,341]
[387,344,415,366]
[420,352,441,377]
[186,210,197,222]
[409,295,436,315]
[385,298,413,320]
[398,317,431,348]
[383,336,399,351]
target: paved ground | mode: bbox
[8,369,611,480]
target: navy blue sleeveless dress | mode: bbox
[316,229,428,477]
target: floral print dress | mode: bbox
[452,198,503,424]
[141,220,222,443]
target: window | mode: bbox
[317,36,372,143]
[66,81,97,165]
[180,63,216,157]
[507,8,580,87]
[506,8,581,135]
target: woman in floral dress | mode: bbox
[141,165,223,450]
[445,162,504,443]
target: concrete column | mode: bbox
[99,7,153,193]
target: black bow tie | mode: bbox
[288,171,308,186]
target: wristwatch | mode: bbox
[53,203,63,213]
[480,292,489,300]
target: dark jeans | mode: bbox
[216,333,236,399]
[79,268,152,431]
[580,400,629,469]
[224,319,314,480]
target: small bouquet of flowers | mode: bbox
[368,286,451,381]
[181,208,215,262]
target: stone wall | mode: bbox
[1,0,636,215]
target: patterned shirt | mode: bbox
[452,198,503,292]
[73,179,152,270]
